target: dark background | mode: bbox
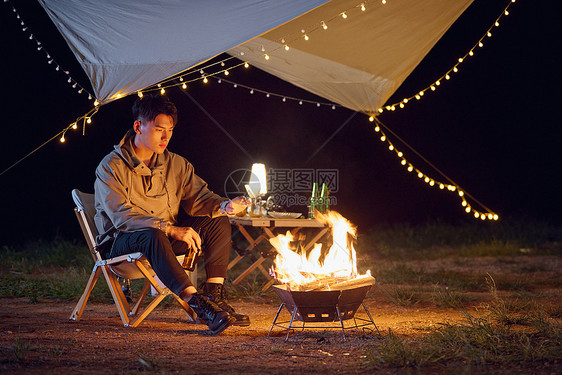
[1,0,560,244]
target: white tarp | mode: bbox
[38,0,329,104]
[39,0,473,112]
[228,0,473,113]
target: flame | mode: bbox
[270,210,370,289]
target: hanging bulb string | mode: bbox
[378,0,517,114]
[4,0,94,101]
[371,116,498,219]
[0,107,99,177]
[156,55,239,88]
[252,1,380,61]
[209,75,341,109]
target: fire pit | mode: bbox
[268,283,379,341]
[266,210,379,341]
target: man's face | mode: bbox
[133,113,174,155]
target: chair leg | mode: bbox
[100,266,131,326]
[172,293,196,322]
[70,265,101,321]
[129,293,167,328]
[132,279,151,316]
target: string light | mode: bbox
[209,76,340,110]
[368,117,499,220]
[5,0,94,102]
[376,0,517,114]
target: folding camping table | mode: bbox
[228,216,329,291]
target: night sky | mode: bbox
[1,0,560,244]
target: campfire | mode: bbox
[269,210,375,291]
[267,211,378,340]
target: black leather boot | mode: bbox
[187,293,236,334]
[202,283,250,326]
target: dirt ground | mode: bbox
[1,254,560,374]
[0,288,492,374]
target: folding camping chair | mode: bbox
[69,189,196,327]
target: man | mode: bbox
[94,94,249,335]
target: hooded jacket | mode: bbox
[94,129,227,249]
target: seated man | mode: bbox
[94,94,249,334]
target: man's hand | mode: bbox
[225,196,250,215]
[167,226,201,250]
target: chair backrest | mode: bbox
[72,189,100,260]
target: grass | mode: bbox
[366,284,562,371]
[361,218,562,260]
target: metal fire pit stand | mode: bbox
[268,285,380,341]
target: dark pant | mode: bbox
[109,216,231,296]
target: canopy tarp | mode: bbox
[229,0,473,113]
[38,0,329,104]
[38,0,473,112]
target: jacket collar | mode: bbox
[114,129,170,176]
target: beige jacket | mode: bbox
[94,129,227,249]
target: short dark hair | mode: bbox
[132,94,178,125]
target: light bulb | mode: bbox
[203,77,208,83]
[250,89,254,94]
[160,88,165,94]
[60,136,65,143]
[369,116,374,122]
[374,126,380,132]
[458,58,463,63]
[462,201,467,207]
[469,51,474,56]
[182,83,187,89]
[415,95,420,100]
[474,212,479,218]
[439,184,444,189]
[453,67,458,73]
[284,45,289,51]
[488,214,493,219]
[244,62,249,68]
[504,10,509,15]
[341,12,347,19]
[400,103,404,108]
[179,77,184,82]
[264,54,270,60]
[465,207,471,213]
[397,152,403,157]
[72,123,77,129]
[424,177,430,183]
[487,32,492,37]
[322,21,327,30]
[380,135,386,141]
[224,70,229,76]
[401,159,406,165]
[431,86,435,91]
[458,191,464,197]
[495,21,499,27]
[389,145,394,151]
[445,74,451,80]
[94,100,99,106]
[419,91,424,96]
[493,214,499,220]
[138,92,143,98]
[479,42,484,47]
[408,166,413,172]
[418,172,423,178]
[86,118,92,124]
[304,34,309,41]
